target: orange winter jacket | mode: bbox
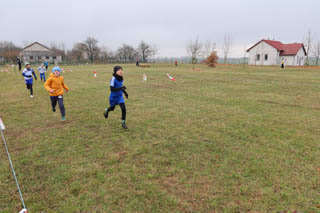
[44,73,69,96]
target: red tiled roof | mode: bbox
[263,40,283,51]
[247,39,306,56]
[280,43,306,56]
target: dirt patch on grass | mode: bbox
[158,174,216,211]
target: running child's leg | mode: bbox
[57,96,66,117]
[27,84,33,95]
[119,103,127,129]
[50,96,58,112]
[119,103,126,121]
[104,105,115,119]
[41,73,46,81]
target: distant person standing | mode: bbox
[174,59,178,67]
[281,58,285,69]
[44,60,49,70]
[17,57,22,71]
[136,59,140,67]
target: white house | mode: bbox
[19,42,62,63]
[247,39,306,66]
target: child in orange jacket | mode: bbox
[44,66,69,121]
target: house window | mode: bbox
[30,56,34,60]
[265,54,268,61]
[256,54,260,61]
[53,56,57,59]
[46,56,49,59]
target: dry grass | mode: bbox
[0,63,320,212]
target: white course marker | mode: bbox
[142,73,147,82]
[0,117,27,212]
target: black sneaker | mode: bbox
[122,122,128,129]
[52,108,56,112]
[104,110,109,119]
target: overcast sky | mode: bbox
[1,0,319,57]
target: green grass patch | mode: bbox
[0,64,320,212]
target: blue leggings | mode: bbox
[40,73,46,81]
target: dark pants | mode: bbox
[50,96,65,116]
[26,84,33,95]
[107,103,126,121]
[45,66,48,70]
[19,64,21,71]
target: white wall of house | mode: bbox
[21,55,61,63]
[248,41,279,65]
[281,56,294,66]
[280,48,305,66]
[295,48,305,66]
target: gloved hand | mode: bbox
[123,90,128,99]
[122,86,127,90]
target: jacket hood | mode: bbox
[49,73,60,78]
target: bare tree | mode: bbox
[223,35,232,64]
[186,37,203,70]
[313,40,320,66]
[116,44,138,63]
[304,30,313,66]
[22,40,30,47]
[0,41,21,63]
[202,40,216,59]
[137,40,151,62]
[71,42,87,63]
[83,37,100,63]
[150,44,158,63]
[99,46,113,63]
[50,41,67,62]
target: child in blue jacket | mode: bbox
[104,66,129,129]
[22,62,37,98]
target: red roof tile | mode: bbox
[280,43,306,56]
[247,39,306,56]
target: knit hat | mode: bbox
[25,62,30,66]
[113,66,122,74]
[52,66,61,72]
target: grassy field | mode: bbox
[0,63,320,212]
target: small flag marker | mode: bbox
[166,73,176,81]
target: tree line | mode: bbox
[0,38,157,64]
